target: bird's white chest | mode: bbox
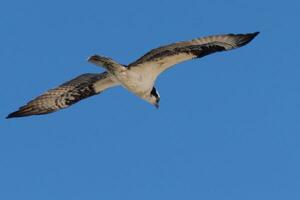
[114,68,156,95]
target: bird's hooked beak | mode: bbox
[154,102,159,109]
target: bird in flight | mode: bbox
[7,32,259,118]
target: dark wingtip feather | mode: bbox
[248,31,260,40]
[6,111,26,119]
[6,113,13,119]
[6,105,55,119]
[236,31,260,47]
[6,105,41,119]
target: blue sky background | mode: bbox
[1,0,300,199]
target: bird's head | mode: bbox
[147,87,160,109]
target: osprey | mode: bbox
[7,32,259,118]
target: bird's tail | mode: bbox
[88,55,126,73]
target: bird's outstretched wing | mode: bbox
[128,32,259,75]
[7,72,119,118]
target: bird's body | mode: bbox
[7,32,259,118]
[116,67,155,96]
[112,64,157,98]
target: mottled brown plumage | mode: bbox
[7,72,118,118]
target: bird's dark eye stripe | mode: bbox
[151,87,159,98]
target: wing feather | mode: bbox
[7,72,119,118]
[128,32,259,75]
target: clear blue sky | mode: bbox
[1,0,300,199]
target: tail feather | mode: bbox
[87,55,126,73]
